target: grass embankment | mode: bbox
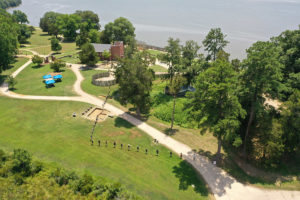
[14,63,77,96]
[0,97,210,200]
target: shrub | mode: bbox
[50,59,66,72]
[32,55,43,66]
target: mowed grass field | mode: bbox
[0,97,210,200]
[14,63,77,96]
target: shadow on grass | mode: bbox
[173,160,209,196]
[32,64,44,69]
[114,117,134,129]
[164,128,179,136]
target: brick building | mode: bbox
[92,42,124,60]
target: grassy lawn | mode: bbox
[18,49,33,55]
[150,65,168,72]
[0,97,210,200]
[27,28,51,48]
[14,63,77,96]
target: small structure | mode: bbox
[92,41,124,60]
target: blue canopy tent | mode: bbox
[43,74,52,79]
[45,79,55,87]
[53,74,63,82]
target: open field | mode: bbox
[0,97,210,200]
[14,63,77,96]
[0,57,30,84]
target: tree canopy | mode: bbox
[202,28,229,61]
[0,0,21,9]
[75,10,100,31]
[12,10,28,24]
[0,9,19,73]
[79,43,98,66]
[189,58,245,157]
[115,51,155,116]
[56,14,81,41]
[102,17,135,45]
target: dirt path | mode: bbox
[1,61,299,200]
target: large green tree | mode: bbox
[56,14,81,41]
[241,41,283,156]
[51,37,62,52]
[161,38,181,83]
[189,58,245,158]
[115,51,155,117]
[79,43,98,66]
[102,17,135,45]
[39,12,62,37]
[0,9,19,73]
[202,28,229,61]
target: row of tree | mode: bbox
[115,26,300,168]
[0,148,141,199]
[39,10,136,46]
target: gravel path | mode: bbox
[1,61,299,200]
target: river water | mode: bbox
[10,0,300,58]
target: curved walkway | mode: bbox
[1,61,299,200]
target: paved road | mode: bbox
[1,61,299,200]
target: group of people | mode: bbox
[90,139,177,158]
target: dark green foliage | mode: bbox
[79,43,98,66]
[240,41,283,155]
[0,9,19,73]
[202,28,229,61]
[273,26,300,99]
[10,149,31,177]
[72,174,94,195]
[50,59,66,72]
[50,167,78,186]
[189,58,245,156]
[50,36,62,52]
[115,51,155,116]
[12,10,28,24]
[39,11,62,36]
[102,17,135,45]
[17,24,32,44]
[0,0,21,9]
[75,22,90,47]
